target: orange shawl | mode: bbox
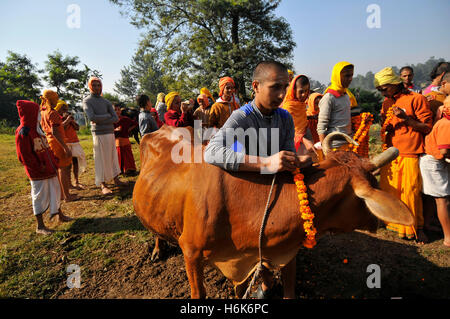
[282,74,308,136]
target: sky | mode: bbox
[1,0,450,95]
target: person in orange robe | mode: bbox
[281,74,314,154]
[375,67,433,244]
[40,90,78,202]
[208,77,240,128]
[420,97,450,247]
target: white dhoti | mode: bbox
[30,176,61,216]
[93,133,121,186]
[67,142,87,173]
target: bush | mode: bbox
[0,119,16,135]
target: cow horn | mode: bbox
[322,132,358,157]
[370,147,399,169]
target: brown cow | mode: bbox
[132,125,414,298]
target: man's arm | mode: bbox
[82,100,113,124]
[317,94,332,143]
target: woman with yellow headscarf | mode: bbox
[317,61,355,150]
[40,90,78,201]
[375,67,433,243]
[164,91,194,127]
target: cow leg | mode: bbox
[183,251,206,299]
[151,237,161,261]
[281,257,296,299]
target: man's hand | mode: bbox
[392,106,407,120]
[262,151,311,174]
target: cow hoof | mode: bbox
[151,249,160,261]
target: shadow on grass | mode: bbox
[294,231,450,299]
[66,215,146,234]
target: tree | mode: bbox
[114,65,138,103]
[43,50,101,110]
[110,0,295,99]
[0,51,42,125]
[349,87,383,122]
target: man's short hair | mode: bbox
[400,66,414,74]
[430,62,450,80]
[136,94,150,109]
[442,71,450,83]
[252,61,288,83]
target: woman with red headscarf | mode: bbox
[82,77,128,195]
[208,77,240,128]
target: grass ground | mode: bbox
[0,127,448,299]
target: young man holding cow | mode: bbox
[204,61,312,299]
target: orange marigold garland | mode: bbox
[380,106,395,151]
[352,112,374,157]
[293,168,317,249]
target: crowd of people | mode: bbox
[14,60,450,253]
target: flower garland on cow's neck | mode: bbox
[293,168,317,249]
[380,106,395,151]
[352,112,374,157]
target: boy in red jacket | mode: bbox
[15,100,72,235]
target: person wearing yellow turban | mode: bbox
[193,93,212,128]
[317,62,355,151]
[164,92,194,127]
[40,90,77,201]
[200,87,215,104]
[281,74,311,152]
[209,77,240,128]
[375,67,433,243]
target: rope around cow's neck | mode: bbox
[242,173,277,299]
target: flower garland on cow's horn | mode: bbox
[352,112,374,157]
[380,105,395,151]
[293,168,317,248]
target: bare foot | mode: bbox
[75,183,86,190]
[101,186,113,195]
[444,241,450,248]
[416,230,428,245]
[36,227,54,235]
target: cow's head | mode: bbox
[310,132,414,236]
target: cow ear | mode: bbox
[352,180,415,226]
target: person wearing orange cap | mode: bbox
[375,67,433,244]
[420,96,450,247]
[82,77,128,195]
[208,77,240,128]
[317,62,356,151]
[193,93,212,128]
[40,90,78,202]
